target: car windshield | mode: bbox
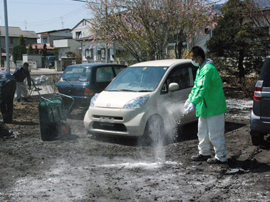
[106,66,168,92]
[61,67,91,82]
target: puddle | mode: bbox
[227,99,253,110]
[98,161,181,169]
[227,99,253,119]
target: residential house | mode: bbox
[53,39,81,59]
[0,26,39,50]
[71,19,116,64]
[37,28,72,47]
[0,26,39,68]
[53,38,81,69]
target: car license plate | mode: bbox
[100,117,114,123]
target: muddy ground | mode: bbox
[0,95,270,201]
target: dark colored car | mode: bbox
[55,63,126,110]
[250,56,270,145]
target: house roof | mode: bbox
[71,18,91,31]
[0,26,39,39]
[36,28,71,35]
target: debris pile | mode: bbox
[35,75,47,85]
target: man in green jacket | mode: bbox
[184,46,227,164]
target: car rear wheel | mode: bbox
[250,131,265,146]
[142,115,165,146]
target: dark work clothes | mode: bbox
[0,70,16,123]
[13,66,31,87]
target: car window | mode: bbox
[61,67,91,82]
[113,66,126,76]
[161,66,192,94]
[96,66,114,82]
[106,66,168,92]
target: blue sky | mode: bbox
[0,0,227,34]
[0,0,90,33]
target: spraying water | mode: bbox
[145,101,187,162]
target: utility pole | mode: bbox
[4,0,10,72]
[105,0,109,63]
[0,26,2,67]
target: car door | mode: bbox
[158,63,196,130]
[94,65,126,92]
[94,66,115,93]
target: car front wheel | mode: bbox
[142,115,165,146]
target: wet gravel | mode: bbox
[0,99,270,202]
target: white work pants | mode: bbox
[197,114,227,162]
[16,81,28,99]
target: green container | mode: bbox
[39,96,66,141]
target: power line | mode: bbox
[8,7,85,26]
[0,0,90,31]
[0,0,85,5]
[71,0,87,2]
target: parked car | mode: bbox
[45,56,57,68]
[55,63,126,111]
[250,55,270,146]
[84,59,198,145]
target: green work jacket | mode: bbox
[189,60,227,117]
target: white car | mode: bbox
[84,59,198,145]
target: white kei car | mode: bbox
[84,59,198,145]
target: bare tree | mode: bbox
[86,0,219,62]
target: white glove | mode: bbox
[184,98,190,108]
[185,103,195,115]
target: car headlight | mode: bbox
[123,94,149,109]
[90,93,99,107]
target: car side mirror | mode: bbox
[169,82,179,92]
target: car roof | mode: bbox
[130,59,191,67]
[66,63,126,68]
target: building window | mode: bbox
[43,38,47,44]
[101,48,105,59]
[76,31,82,39]
[10,38,13,44]
[85,49,93,59]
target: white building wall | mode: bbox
[54,39,81,59]
[54,39,69,47]
[72,19,92,40]
[23,54,42,69]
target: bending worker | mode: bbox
[13,62,31,102]
[184,46,227,164]
[0,69,16,123]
